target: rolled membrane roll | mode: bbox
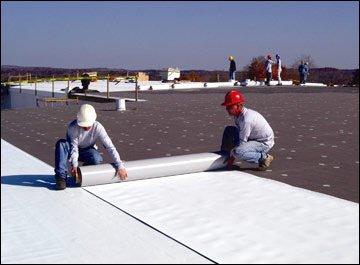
[78,152,227,187]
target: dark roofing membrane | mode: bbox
[1,86,359,202]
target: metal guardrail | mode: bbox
[1,74,140,103]
[1,75,137,86]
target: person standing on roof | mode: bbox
[228,56,236,81]
[54,104,127,190]
[264,54,274,86]
[81,73,91,91]
[298,61,305,85]
[303,62,309,84]
[220,90,274,170]
[276,54,282,85]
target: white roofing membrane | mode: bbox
[8,80,229,94]
[1,139,359,263]
[0,140,210,264]
[8,79,328,97]
[9,80,161,94]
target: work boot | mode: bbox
[55,177,66,190]
[258,154,274,170]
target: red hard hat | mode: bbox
[221,90,245,106]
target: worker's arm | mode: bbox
[68,136,80,180]
[67,123,80,169]
[98,125,127,180]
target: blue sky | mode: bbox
[1,1,359,70]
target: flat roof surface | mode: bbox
[1,140,211,264]
[1,86,358,202]
[2,139,358,263]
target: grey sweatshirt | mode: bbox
[234,107,274,148]
[67,120,124,169]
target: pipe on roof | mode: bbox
[78,152,227,187]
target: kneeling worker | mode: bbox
[54,104,127,190]
[221,90,274,170]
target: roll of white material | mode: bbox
[78,152,227,187]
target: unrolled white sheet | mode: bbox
[1,139,210,264]
[85,170,359,263]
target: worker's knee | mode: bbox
[56,138,66,147]
[55,139,69,151]
[233,146,247,159]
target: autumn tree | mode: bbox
[244,56,266,80]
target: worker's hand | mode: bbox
[70,166,78,178]
[116,168,128,181]
[224,155,236,170]
[70,166,80,184]
[223,148,236,170]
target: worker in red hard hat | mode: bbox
[220,90,275,170]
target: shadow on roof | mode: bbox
[1,174,77,190]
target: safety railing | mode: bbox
[1,74,140,102]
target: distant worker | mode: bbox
[303,62,309,84]
[264,54,274,86]
[220,90,274,171]
[298,61,309,85]
[276,54,282,85]
[54,104,127,190]
[81,73,90,91]
[228,56,236,81]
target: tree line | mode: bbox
[1,58,359,86]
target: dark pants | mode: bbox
[266,72,272,85]
[303,74,308,84]
[300,73,308,84]
[229,71,236,80]
[54,139,103,180]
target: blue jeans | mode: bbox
[229,71,236,80]
[300,74,307,84]
[54,139,103,180]
[303,74,308,84]
[221,126,271,164]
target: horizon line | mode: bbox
[1,64,358,71]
